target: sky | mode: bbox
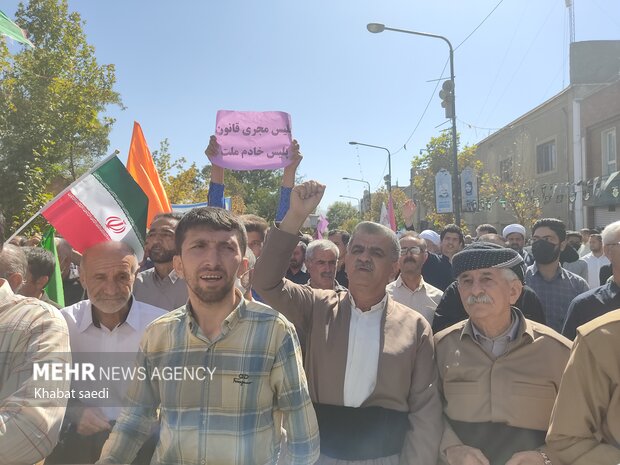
[4,0,620,213]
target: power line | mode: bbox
[454,0,507,51]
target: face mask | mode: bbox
[532,240,560,264]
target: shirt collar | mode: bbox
[462,307,523,342]
[153,268,180,283]
[349,292,388,315]
[0,279,14,305]
[394,275,425,292]
[83,296,136,333]
[530,263,564,280]
[186,289,246,339]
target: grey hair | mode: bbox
[306,240,339,261]
[349,221,401,262]
[602,220,620,245]
[0,244,28,279]
[500,268,520,283]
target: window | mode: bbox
[536,141,556,174]
[499,158,512,182]
[602,128,617,176]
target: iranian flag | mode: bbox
[41,155,148,260]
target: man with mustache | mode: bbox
[386,232,443,325]
[304,240,344,291]
[134,213,188,311]
[525,218,589,332]
[435,242,571,465]
[254,181,442,465]
[286,241,310,284]
[49,241,166,464]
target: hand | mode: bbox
[75,407,111,436]
[505,451,546,465]
[445,445,490,465]
[280,181,325,234]
[205,135,224,183]
[282,140,303,188]
[402,199,417,226]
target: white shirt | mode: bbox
[343,294,386,407]
[386,276,443,324]
[582,252,611,289]
[61,297,167,419]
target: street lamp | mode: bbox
[366,22,461,224]
[339,195,362,219]
[342,177,371,213]
[348,141,392,195]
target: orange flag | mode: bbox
[126,121,171,226]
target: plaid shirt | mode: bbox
[526,264,590,332]
[98,295,319,465]
[0,279,71,465]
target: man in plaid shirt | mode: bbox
[98,207,319,465]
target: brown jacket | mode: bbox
[253,226,443,465]
[546,309,620,465]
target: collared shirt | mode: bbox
[343,294,386,407]
[562,279,620,340]
[386,276,443,324]
[471,308,520,358]
[581,252,610,289]
[62,298,167,420]
[98,294,319,465]
[0,280,72,465]
[133,268,188,311]
[525,264,590,332]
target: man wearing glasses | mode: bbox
[386,232,443,325]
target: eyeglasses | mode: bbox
[400,246,423,256]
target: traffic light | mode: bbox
[439,79,455,119]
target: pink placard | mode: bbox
[212,110,293,170]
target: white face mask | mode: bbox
[235,269,252,295]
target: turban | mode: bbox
[419,230,440,247]
[452,242,525,283]
[502,224,526,239]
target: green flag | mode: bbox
[0,10,34,48]
[41,227,65,307]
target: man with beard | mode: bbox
[253,181,442,465]
[48,241,166,464]
[525,218,589,332]
[386,232,443,325]
[422,224,463,291]
[134,213,188,311]
[98,207,319,465]
[503,224,534,266]
[286,241,310,284]
[328,229,350,287]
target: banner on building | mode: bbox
[461,167,478,212]
[435,169,453,214]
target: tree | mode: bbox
[326,201,359,230]
[479,163,542,228]
[0,0,122,231]
[369,187,410,229]
[411,132,480,230]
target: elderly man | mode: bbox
[98,207,319,465]
[254,181,442,465]
[305,239,345,291]
[386,232,443,325]
[134,213,188,311]
[435,242,571,465]
[503,224,534,266]
[47,241,167,464]
[0,213,71,465]
[525,218,589,332]
[546,310,620,465]
[562,220,620,339]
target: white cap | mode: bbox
[502,224,527,238]
[419,229,441,246]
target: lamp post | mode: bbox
[348,141,392,195]
[339,195,362,219]
[342,177,371,214]
[367,22,461,224]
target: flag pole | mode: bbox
[4,149,120,245]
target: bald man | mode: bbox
[46,241,166,464]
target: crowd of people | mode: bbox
[1,166,619,465]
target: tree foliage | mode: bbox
[0,0,122,231]
[326,201,359,230]
[411,132,480,230]
[369,187,411,228]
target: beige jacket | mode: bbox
[253,226,443,465]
